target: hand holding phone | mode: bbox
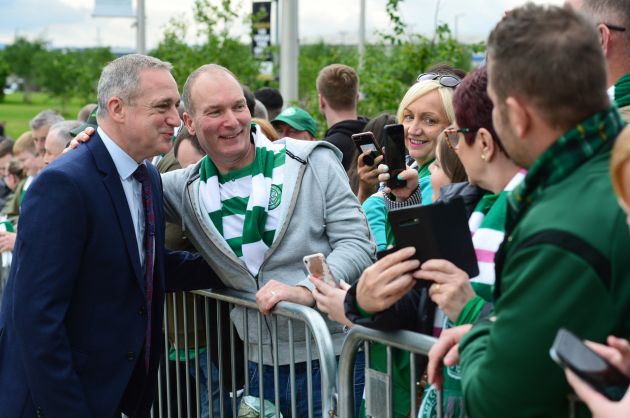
[303,253,338,288]
[550,328,630,401]
[352,132,381,166]
[383,124,407,189]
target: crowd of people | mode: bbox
[1,1,630,418]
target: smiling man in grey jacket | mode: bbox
[161,64,375,417]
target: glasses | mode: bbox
[416,72,461,88]
[444,127,478,150]
[602,22,626,32]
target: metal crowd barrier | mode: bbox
[337,325,439,418]
[152,288,338,418]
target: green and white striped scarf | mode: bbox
[198,128,286,276]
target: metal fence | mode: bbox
[153,288,338,418]
[337,326,439,418]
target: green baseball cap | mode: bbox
[70,106,98,137]
[271,106,318,137]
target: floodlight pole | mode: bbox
[358,0,366,70]
[279,0,298,105]
[137,0,146,54]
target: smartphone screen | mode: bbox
[550,328,630,401]
[352,132,380,166]
[359,143,377,153]
[383,124,407,189]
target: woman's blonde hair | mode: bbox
[396,80,456,125]
[611,126,630,202]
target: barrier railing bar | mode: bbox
[192,296,200,418]
[306,323,313,418]
[289,319,297,418]
[272,315,281,418]
[258,310,266,418]
[217,301,225,418]
[188,288,338,418]
[172,293,182,418]
[338,326,438,418]
[229,302,238,418]
[182,293,192,418]
[410,351,417,417]
[204,298,213,418]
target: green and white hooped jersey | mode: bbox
[198,129,286,277]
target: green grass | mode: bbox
[0,92,86,139]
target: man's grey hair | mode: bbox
[182,64,239,116]
[581,0,630,45]
[254,99,268,120]
[29,110,64,131]
[97,54,173,118]
[48,120,82,148]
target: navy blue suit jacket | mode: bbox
[0,133,222,418]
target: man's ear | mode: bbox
[183,112,195,136]
[107,97,125,123]
[505,96,531,139]
[477,127,496,160]
[597,23,612,57]
[318,94,326,111]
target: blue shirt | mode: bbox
[98,127,146,267]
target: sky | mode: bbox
[0,0,564,50]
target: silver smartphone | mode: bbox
[303,253,338,287]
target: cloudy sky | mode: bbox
[0,0,563,50]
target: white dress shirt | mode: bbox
[98,127,146,267]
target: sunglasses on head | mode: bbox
[443,127,478,150]
[416,72,461,88]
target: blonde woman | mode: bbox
[363,74,459,251]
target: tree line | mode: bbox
[0,0,483,133]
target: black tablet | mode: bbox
[387,197,479,279]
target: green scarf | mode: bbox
[507,106,624,231]
[198,127,286,277]
[614,73,630,109]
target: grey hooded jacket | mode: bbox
[161,134,376,364]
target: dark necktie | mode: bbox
[132,163,155,371]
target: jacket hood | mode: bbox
[324,116,369,137]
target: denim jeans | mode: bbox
[247,352,365,418]
[190,352,233,418]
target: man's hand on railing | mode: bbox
[311,276,352,328]
[256,279,315,315]
[427,324,472,389]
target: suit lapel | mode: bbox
[148,165,165,295]
[87,134,144,287]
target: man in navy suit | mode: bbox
[0,54,222,418]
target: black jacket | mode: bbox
[324,117,369,171]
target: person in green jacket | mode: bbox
[427,5,630,418]
[566,0,630,123]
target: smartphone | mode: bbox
[383,124,407,189]
[352,132,381,166]
[550,328,630,401]
[303,253,338,287]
